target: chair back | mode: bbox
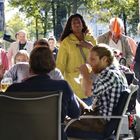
[124,72,139,113]
[104,90,130,138]
[0,91,62,140]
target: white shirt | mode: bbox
[109,39,122,52]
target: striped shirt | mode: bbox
[92,64,128,117]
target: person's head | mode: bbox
[29,47,55,75]
[17,30,27,44]
[14,50,29,64]
[109,17,124,39]
[60,13,89,41]
[15,32,19,41]
[33,38,49,48]
[48,36,57,51]
[88,43,114,74]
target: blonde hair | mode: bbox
[109,17,124,29]
[14,50,29,64]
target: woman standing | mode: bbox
[56,13,96,105]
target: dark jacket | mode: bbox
[134,43,140,103]
[6,74,80,122]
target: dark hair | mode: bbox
[60,13,89,41]
[33,38,49,48]
[90,44,114,66]
[29,47,56,74]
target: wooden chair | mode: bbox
[0,91,62,140]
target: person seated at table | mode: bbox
[14,50,29,64]
[3,39,64,83]
[69,43,129,133]
[6,47,81,140]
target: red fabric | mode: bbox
[1,49,9,70]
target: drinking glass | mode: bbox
[1,77,13,92]
[74,63,92,84]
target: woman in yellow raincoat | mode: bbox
[56,13,96,105]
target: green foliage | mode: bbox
[84,0,139,35]
[8,0,53,39]
[7,0,84,39]
[6,14,27,39]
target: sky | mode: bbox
[4,0,18,22]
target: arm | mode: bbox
[49,68,64,80]
[77,35,96,49]
[127,36,137,56]
[124,39,134,67]
[63,81,81,119]
[78,40,94,49]
[79,64,93,97]
[134,43,140,63]
[56,41,68,75]
[3,65,17,82]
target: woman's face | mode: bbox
[71,17,83,33]
[15,54,29,64]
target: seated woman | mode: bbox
[3,50,30,83]
[6,46,80,140]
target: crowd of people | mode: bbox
[0,13,139,140]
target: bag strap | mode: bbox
[79,47,87,63]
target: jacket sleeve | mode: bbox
[124,38,134,66]
[64,81,81,118]
[134,43,140,63]
[56,40,68,75]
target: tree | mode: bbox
[6,14,27,39]
[7,0,85,40]
[8,0,53,39]
[84,0,139,35]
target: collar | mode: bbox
[99,64,117,76]
[26,73,51,81]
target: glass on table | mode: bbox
[1,77,13,92]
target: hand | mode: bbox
[76,40,93,49]
[78,63,92,77]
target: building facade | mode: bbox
[77,4,108,38]
[0,0,4,32]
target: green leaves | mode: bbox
[84,0,139,35]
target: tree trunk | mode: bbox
[52,1,56,36]
[123,11,127,35]
[35,17,39,40]
[72,0,77,14]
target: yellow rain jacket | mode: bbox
[56,33,96,98]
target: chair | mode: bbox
[0,91,62,140]
[124,72,139,113]
[64,89,136,140]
